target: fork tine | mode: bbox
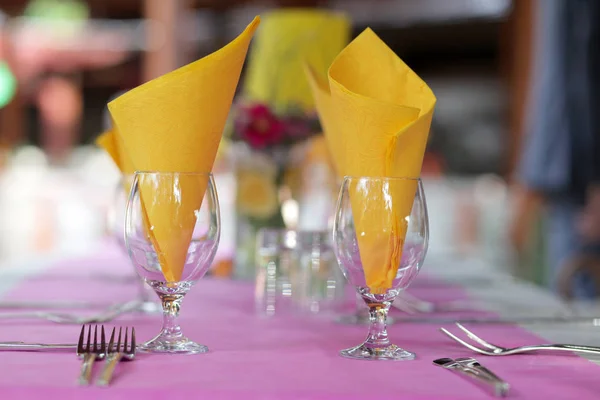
[93,325,98,353]
[117,327,122,352]
[77,325,85,354]
[100,326,106,354]
[456,323,500,351]
[439,328,491,356]
[124,327,129,353]
[108,327,116,353]
[130,327,136,355]
[86,324,92,352]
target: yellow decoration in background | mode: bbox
[304,135,334,171]
[307,28,436,293]
[236,169,279,219]
[106,17,260,282]
[244,9,350,111]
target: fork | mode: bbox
[441,323,600,356]
[96,326,136,386]
[77,325,107,385]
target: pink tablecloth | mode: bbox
[1,244,599,399]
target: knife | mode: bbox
[0,301,110,310]
[0,342,76,352]
[434,357,510,397]
[397,315,597,325]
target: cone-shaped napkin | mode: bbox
[305,65,345,176]
[244,10,349,111]
[107,17,260,282]
[307,28,436,293]
[95,128,134,174]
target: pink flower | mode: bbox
[237,104,285,149]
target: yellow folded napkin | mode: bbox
[104,16,260,282]
[305,65,345,176]
[307,28,436,293]
[244,9,350,111]
[95,128,134,174]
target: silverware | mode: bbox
[0,300,141,324]
[388,314,594,324]
[433,357,509,397]
[0,342,76,351]
[96,326,136,386]
[0,273,136,284]
[455,357,509,387]
[441,322,600,356]
[77,325,107,385]
[0,300,113,310]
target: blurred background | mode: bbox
[0,0,596,298]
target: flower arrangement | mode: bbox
[226,101,321,279]
[232,102,320,151]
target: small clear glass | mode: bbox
[254,229,345,316]
[333,176,428,361]
[294,231,345,315]
[255,229,296,317]
[125,171,220,354]
[108,174,161,313]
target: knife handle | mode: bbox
[454,365,509,397]
[0,342,75,351]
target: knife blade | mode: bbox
[434,357,510,397]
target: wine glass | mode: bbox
[108,174,161,313]
[125,171,221,354]
[333,176,428,361]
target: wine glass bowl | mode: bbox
[125,171,220,354]
[333,176,428,361]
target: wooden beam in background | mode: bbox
[142,0,191,82]
[0,30,24,153]
[502,0,534,180]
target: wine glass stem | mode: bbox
[159,294,184,337]
[364,302,391,349]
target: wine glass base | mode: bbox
[340,343,415,361]
[335,313,395,325]
[139,336,209,355]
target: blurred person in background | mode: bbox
[0,0,123,165]
[24,0,89,164]
[3,0,90,163]
[513,0,600,299]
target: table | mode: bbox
[1,242,600,399]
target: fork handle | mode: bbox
[526,344,600,355]
[96,353,123,387]
[78,353,97,385]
